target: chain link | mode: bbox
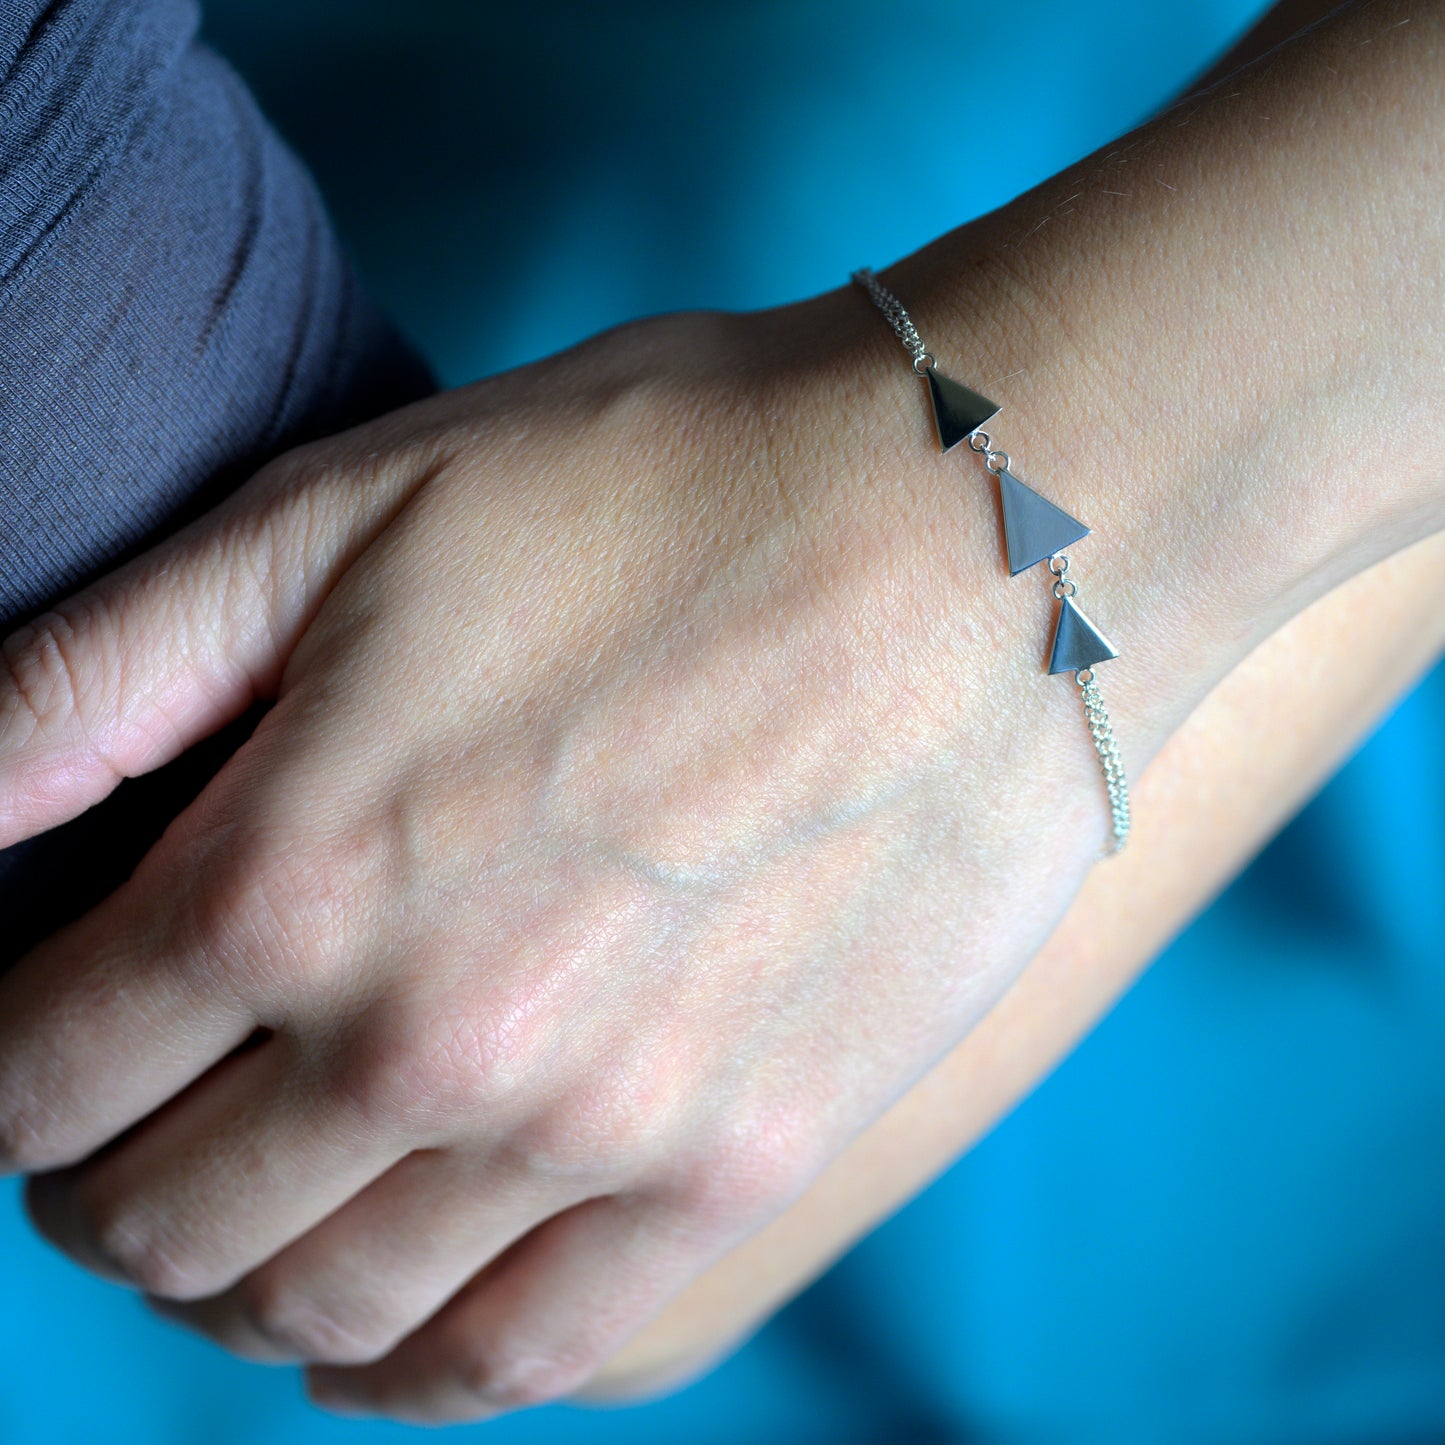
[1077,671,1131,853]
[1047,553,1078,598]
[852,265,1131,857]
[855,267,1015,465]
[851,266,931,368]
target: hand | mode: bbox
[0,0,1439,1420]
[0,277,1140,1422]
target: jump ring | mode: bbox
[911,351,937,375]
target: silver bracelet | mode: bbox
[852,266,1131,855]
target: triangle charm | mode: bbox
[997,469,1091,575]
[925,368,1001,451]
[1048,594,1119,675]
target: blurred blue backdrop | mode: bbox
[6,2,1445,1442]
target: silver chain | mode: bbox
[852,266,1131,856]
[852,266,936,374]
[1079,670,1131,852]
[966,430,1012,477]
[1047,553,1128,854]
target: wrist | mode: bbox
[787,0,1445,780]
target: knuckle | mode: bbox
[501,1109,606,1184]
[677,1156,775,1223]
[171,836,358,1000]
[505,1082,666,1185]
[460,982,564,1103]
[454,1342,597,1411]
[0,1104,64,1174]
[250,437,349,510]
[0,599,111,745]
[238,1275,390,1365]
[330,991,554,1137]
[579,1061,679,1162]
[32,1169,215,1300]
[85,1200,203,1299]
[681,1110,821,1225]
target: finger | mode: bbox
[0,864,259,1176]
[151,1146,596,1367]
[0,420,436,847]
[307,1193,727,1425]
[24,1031,409,1303]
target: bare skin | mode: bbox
[0,0,1439,1425]
[593,0,1445,1394]
[587,530,1445,1398]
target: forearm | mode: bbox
[822,0,1444,775]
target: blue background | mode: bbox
[6,3,1445,1441]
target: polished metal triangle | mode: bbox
[997,468,1091,575]
[1048,594,1119,675]
[925,368,1001,451]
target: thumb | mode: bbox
[0,433,434,848]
